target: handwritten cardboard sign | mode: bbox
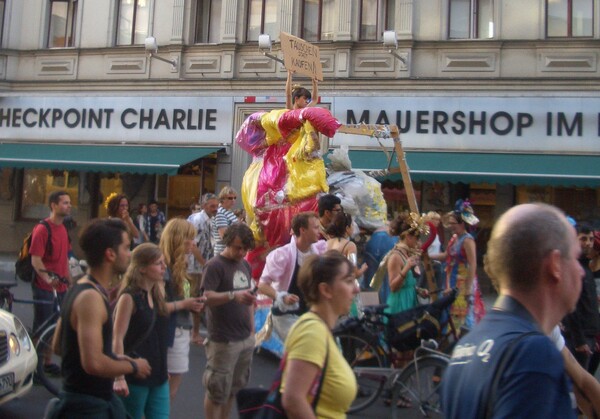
[280,32,323,81]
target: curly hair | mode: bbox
[159,218,195,299]
[106,194,129,218]
[389,212,418,238]
[119,243,168,316]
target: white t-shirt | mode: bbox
[549,325,565,351]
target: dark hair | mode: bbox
[148,200,159,206]
[291,212,318,237]
[326,212,352,238]
[576,223,593,235]
[318,194,341,217]
[389,212,418,238]
[79,218,128,268]
[48,190,69,208]
[291,85,312,104]
[223,223,255,250]
[297,250,353,306]
[106,194,129,218]
[484,203,571,292]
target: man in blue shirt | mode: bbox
[441,203,582,418]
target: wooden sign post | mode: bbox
[336,124,438,298]
[280,32,323,81]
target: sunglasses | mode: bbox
[226,196,237,200]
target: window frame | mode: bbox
[301,0,323,41]
[47,0,78,48]
[246,0,277,42]
[194,0,221,43]
[359,0,385,41]
[0,0,5,47]
[448,0,494,40]
[116,0,150,46]
[546,0,594,38]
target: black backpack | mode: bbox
[15,220,52,283]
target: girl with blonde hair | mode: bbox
[159,219,205,403]
[113,243,170,418]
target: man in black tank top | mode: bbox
[46,219,151,418]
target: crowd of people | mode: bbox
[28,180,600,418]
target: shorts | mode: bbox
[33,287,66,333]
[202,335,255,404]
[167,327,191,374]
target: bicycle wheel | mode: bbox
[391,355,448,419]
[334,333,386,414]
[35,323,62,396]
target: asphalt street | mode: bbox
[0,257,394,418]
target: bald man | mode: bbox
[441,203,582,419]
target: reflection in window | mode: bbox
[247,0,278,42]
[547,0,593,37]
[116,0,150,45]
[449,0,494,39]
[301,0,335,41]
[195,0,221,43]
[21,170,79,220]
[48,0,78,47]
[360,0,385,41]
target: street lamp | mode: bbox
[144,36,179,71]
[258,34,284,65]
[383,30,407,66]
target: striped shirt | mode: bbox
[211,206,238,255]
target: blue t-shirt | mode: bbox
[441,296,576,419]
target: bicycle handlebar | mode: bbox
[39,269,69,285]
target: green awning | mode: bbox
[331,149,600,187]
[0,143,221,175]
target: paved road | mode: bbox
[0,259,393,418]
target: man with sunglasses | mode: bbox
[317,194,343,240]
[211,186,239,257]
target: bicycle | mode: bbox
[333,289,458,416]
[0,269,69,396]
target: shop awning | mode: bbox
[0,143,221,175]
[336,149,600,187]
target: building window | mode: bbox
[301,0,335,41]
[547,0,593,37]
[194,0,221,43]
[20,169,79,220]
[247,0,278,42]
[116,0,150,46]
[48,0,78,47]
[0,0,5,46]
[448,0,494,39]
[360,0,386,40]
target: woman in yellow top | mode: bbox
[281,250,358,418]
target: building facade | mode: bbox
[0,0,599,254]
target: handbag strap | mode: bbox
[274,317,331,411]
[310,336,329,410]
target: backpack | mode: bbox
[15,220,52,283]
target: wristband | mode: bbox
[128,359,138,376]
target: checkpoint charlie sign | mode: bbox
[280,32,323,81]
